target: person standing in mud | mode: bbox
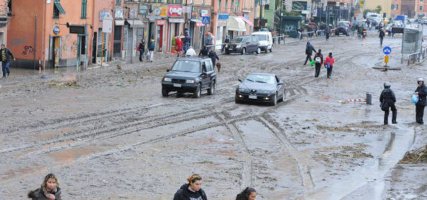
[1,44,15,78]
[415,78,427,124]
[138,39,145,62]
[324,52,335,79]
[208,50,219,69]
[28,173,62,200]
[313,49,323,78]
[173,174,207,200]
[236,187,257,200]
[304,42,316,65]
[380,82,397,125]
[379,28,385,47]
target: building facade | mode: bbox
[0,0,9,46]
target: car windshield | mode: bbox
[245,74,275,84]
[171,60,200,73]
[254,35,268,41]
[232,37,244,43]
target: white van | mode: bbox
[252,31,273,53]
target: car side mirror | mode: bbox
[166,69,170,72]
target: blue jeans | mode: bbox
[2,61,10,77]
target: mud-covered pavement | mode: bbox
[1,33,427,200]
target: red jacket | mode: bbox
[325,56,335,67]
[175,38,183,51]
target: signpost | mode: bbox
[383,46,391,67]
[102,13,113,66]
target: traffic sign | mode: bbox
[202,16,210,25]
[383,46,392,55]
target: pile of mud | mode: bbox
[400,145,427,164]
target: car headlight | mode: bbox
[186,79,195,84]
[163,77,172,82]
[236,45,241,48]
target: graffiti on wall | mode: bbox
[22,45,34,56]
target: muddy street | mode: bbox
[1,34,426,199]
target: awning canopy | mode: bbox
[115,20,124,26]
[126,20,144,27]
[239,16,253,27]
[227,16,246,32]
[54,2,65,14]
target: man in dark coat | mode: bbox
[304,41,316,65]
[1,44,15,78]
[415,78,427,124]
[379,28,385,47]
[138,39,145,62]
[208,50,219,68]
[380,82,397,125]
[199,46,209,57]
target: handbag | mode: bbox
[380,101,389,111]
[411,94,419,104]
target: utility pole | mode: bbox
[259,0,263,30]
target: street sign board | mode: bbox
[102,13,113,33]
[383,46,392,55]
[202,16,210,25]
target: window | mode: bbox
[421,6,424,11]
[81,0,87,19]
[116,0,121,5]
[53,0,65,18]
[218,0,222,12]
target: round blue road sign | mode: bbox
[383,46,392,55]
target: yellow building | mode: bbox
[365,0,393,18]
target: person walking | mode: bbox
[208,50,219,68]
[173,174,207,200]
[304,42,316,65]
[1,44,15,78]
[183,30,191,54]
[138,39,145,62]
[28,173,62,200]
[415,78,427,124]
[324,52,335,79]
[379,28,385,47]
[236,187,257,200]
[380,82,397,125]
[199,46,209,57]
[175,36,183,57]
[185,46,197,57]
[325,27,330,41]
[148,38,155,62]
[313,49,323,78]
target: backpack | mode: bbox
[315,56,321,63]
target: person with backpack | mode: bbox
[138,39,145,62]
[28,173,62,200]
[173,174,207,200]
[148,38,155,62]
[313,49,323,78]
[380,82,397,125]
[303,42,316,65]
[324,52,335,79]
[236,187,257,200]
[415,78,427,124]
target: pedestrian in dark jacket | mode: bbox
[1,44,15,78]
[380,82,397,125]
[313,49,323,78]
[28,173,62,200]
[379,29,385,47]
[208,50,219,68]
[415,78,427,124]
[199,46,209,57]
[304,42,316,65]
[236,187,257,200]
[173,174,207,200]
[138,39,145,62]
[148,38,155,62]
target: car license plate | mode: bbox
[173,83,182,88]
[249,95,257,99]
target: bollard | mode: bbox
[366,93,372,105]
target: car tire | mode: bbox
[162,88,169,97]
[270,94,277,106]
[235,96,243,104]
[193,83,202,98]
[207,81,215,95]
[280,91,285,102]
[256,47,261,54]
[241,48,246,55]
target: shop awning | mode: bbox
[115,20,124,26]
[239,16,253,27]
[54,1,66,14]
[126,20,144,27]
[227,16,246,32]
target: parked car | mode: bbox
[161,57,216,98]
[335,21,350,36]
[235,73,285,106]
[225,35,261,55]
[252,31,273,53]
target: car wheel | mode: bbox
[256,47,261,54]
[241,48,246,55]
[280,91,285,102]
[270,94,277,106]
[193,83,202,98]
[207,81,215,95]
[235,96,243,104]
[162,88,169,97]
